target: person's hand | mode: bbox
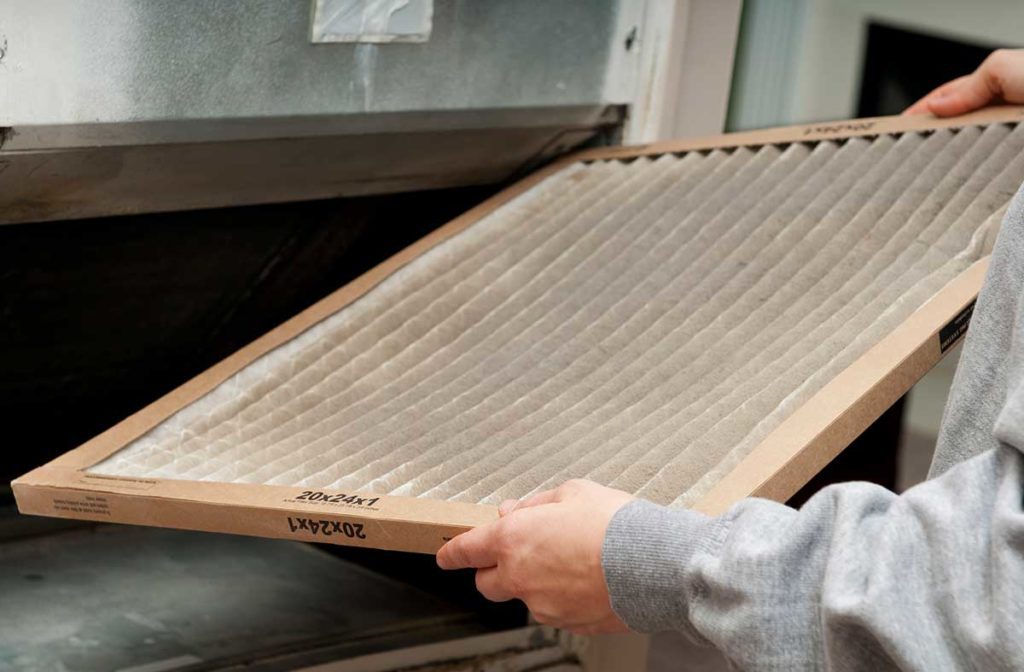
[904,49,1024,117]
[436,479,635,635]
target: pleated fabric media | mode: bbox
[87,122,1024,508]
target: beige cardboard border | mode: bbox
[694,258,986,515]
[576,105,1024,161]
[13,108,1016,552]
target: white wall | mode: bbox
[608,0,743,141]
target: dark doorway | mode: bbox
[857,22,1005,117]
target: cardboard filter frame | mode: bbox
[13,106,1024,554]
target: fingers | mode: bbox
[475,567,516,602]
[436,522,502,570]
[500,486,569,516]
[512,479,593,512]
[510,488,561,511]
[904,49,1024,117]
[901,98,930,116]
[926,73,997,117]
[903,79,955,116]
[903,75,987,117]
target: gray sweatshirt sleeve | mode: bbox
[602,443,1024,670]
[601,179,1024,669]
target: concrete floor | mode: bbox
[0,526,484,671]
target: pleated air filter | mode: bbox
[15,108,1024,553]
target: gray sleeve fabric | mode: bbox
[931,180,1024,477]
[603,445,1024,670]
[602,181,1024,669]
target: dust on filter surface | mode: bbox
[88,123,1024,508]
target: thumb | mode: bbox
[927,73,996,117]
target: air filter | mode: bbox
[15,107,1024,553]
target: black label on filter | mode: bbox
[286,516,367,540]
[939,300,976,353]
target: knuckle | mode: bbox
[496,519,518,554]
[569,477,594,492]
[499,516,527,551]
[503,567,528,598]
[562,479,597,501]
[987,49,1009,69]
[498,498,518,516]
[560,479,582,495]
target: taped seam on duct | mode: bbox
[83,121,1024,508]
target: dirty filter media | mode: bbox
[90,123,1024,508]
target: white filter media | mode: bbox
[90,124,1024,507]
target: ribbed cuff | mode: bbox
[601,499,722,635]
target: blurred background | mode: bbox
[729,0,1016,130]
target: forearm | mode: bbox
[602,445,1024,670]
